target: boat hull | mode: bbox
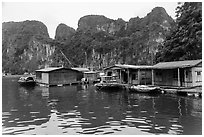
[18,81,36,86]
[129,85,162,94]
[95,83,124,91]
[18,76,36,87]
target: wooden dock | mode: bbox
[124,84,202,97]
[160,86,202,97]
[37,82,81,87]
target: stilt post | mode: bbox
[178,68,181,87]
[152,69,154,85]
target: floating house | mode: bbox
[71,67,90,81]
[84,71,100,83]
[35,67,82,87]
[104,64,153,85]
[152,59,202,87]
[72,68,100,83]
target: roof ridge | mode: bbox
[153,59,202,69]
[158,59,202,64]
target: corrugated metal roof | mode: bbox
[84,71,99,74]
[72,68,90,72]
[105,64,153,70]
[153,59,202,69]
[35,67,77,72]
[35,67,63,72]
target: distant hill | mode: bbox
[2,7,175,74]
[63,7,175,69]
[2,20,56,74]
[55,23,76,42]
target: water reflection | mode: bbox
[2,77,202,135]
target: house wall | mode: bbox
[105,69,121,83]
[129,69,139,85]
[129,69,152,85]
[105,68,152,85]
[84,73,99,82]
[154,69,179,86]
[42,73,49,84]
[184,68,193,87]
[48,69,78,85]
[154,66,202,87]
[192,66,202,86]
[76,72,84,81]
[139,69,152,85]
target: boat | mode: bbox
[95,76,125,91]
[129,85,162,94]
[18,76,36,86]
[95,82,125,91]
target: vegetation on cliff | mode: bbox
[2,20,52,74]
[2,3,201,74]
[156,2,202,62]
[61,7,175,70]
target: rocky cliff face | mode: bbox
[2,20,56,74]
[63,7,175,69]
[78,15,127,35]
[125,7,175,63]
[2,7,176,74]
[55,23,75,42]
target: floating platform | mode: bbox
[160,86,202,97]
[36,82,81,87]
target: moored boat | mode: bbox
[129,85,162,94]
[95,82,125,91]
[95,76,125,91]
[18,76,36,86]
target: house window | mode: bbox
[132,73,138,80]
[141,72,146,76]
[107,71,112,76]
[197,71,201,76]
[156,72,161,76]
[196,71,202,82]
[155,71,162,82]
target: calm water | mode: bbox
[2,76,202,135]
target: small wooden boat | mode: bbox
[129,85,162,94]
[95,82,124,91]
[95,76,124,91]
[18,76,36,86]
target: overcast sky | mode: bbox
[2,1,178,38]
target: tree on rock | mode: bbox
[156,2,202,62]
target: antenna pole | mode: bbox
[60,50,74,67]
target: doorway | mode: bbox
[180,69,185,87]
